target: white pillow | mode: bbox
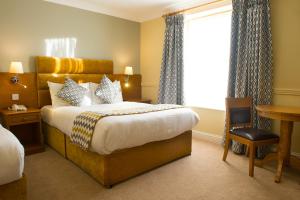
[48,81,70,107]
[78,83,92,107]
[112,81,123,103]
[47,81,92,107]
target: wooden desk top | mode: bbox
[256,105,300,122]
[0,108,40,116]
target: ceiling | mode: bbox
[45,0,214,22]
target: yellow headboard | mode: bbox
[36,56,113,74]
[36,56,141,107]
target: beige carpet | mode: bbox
[24,138,300,200]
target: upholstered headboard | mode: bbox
[36,56,141,107]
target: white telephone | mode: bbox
[8,104,27,111]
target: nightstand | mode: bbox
[125,98,152,104]
[0,108,44,155]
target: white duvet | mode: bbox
[0,125,24,185]
[41,102,199,155]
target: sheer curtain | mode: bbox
[45,38,77,57]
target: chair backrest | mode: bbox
[225,97,253,130]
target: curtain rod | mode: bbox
[162,0,228,17]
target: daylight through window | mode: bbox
[184,5,232,110]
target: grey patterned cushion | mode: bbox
[95,75,115,104]
[57,78,88,106]
[95,75,123,104]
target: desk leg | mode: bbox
[275,120,293,183]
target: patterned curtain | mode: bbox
[227,0,273,158]
[158,15,184,105]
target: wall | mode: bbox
[140,18,164,102]
[140,0,300,153]
[0,73,38,109]
[271,0,300,153]
[0,0,140,73]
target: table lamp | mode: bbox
[124,66,133,87]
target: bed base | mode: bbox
[43,122,66,157]
[42,122,192,187]
[0,175,27,200]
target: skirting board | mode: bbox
[192,130,223,144]
[293,152,300,158]
[192,130,300,158]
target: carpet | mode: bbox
[24,138,300,200]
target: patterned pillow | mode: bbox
[90,82,105,105]
[57,78,88,106]
[95,75,115,103]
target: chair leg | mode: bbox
[249,143,255,177]
[222,135,230,161]
[245,145,249,157]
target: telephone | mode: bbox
[8,104,27,111]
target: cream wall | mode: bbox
[271,0,300,153]
[0,0,140,73]
[140,18,164,102]
[140,0,300,153]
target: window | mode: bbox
[45,37,77,57]
[184,5,232,110]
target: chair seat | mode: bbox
[230,128,279,141]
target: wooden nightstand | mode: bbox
[125,98,152,104]
[0,108,44,155]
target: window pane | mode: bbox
[184,6,232,110]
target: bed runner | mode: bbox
[71,104,183,150]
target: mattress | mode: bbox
[0,125,24,185]
[41,102,199,155]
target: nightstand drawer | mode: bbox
[7,113,40,125]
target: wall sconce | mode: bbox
[9,62,27,88]
[124,66,133,87]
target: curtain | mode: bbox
[45,38,77,58]
[158,14,184,105]
[227,0,273,158]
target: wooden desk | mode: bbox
[256,105,300,183]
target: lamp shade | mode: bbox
[9,62,24,74]
[124,66,133,75]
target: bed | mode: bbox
[0,124,27,200]
[36,56,199,187]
